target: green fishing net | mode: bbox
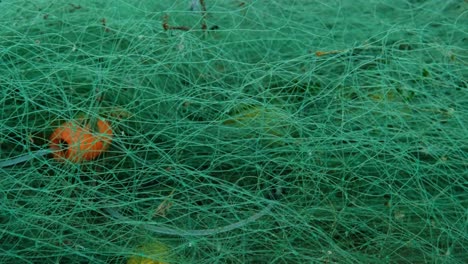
[1,0,467,263]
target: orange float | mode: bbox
[49,118,113,163]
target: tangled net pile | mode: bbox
[1,0,467,263]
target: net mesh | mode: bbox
[1,0,467,263]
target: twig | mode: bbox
[163,0,217,32]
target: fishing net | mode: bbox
[1,0,467,263]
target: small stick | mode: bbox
[163,0,213,32]
[199,0,207,31]
[315,50,344,57]
[162,14,190,31]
